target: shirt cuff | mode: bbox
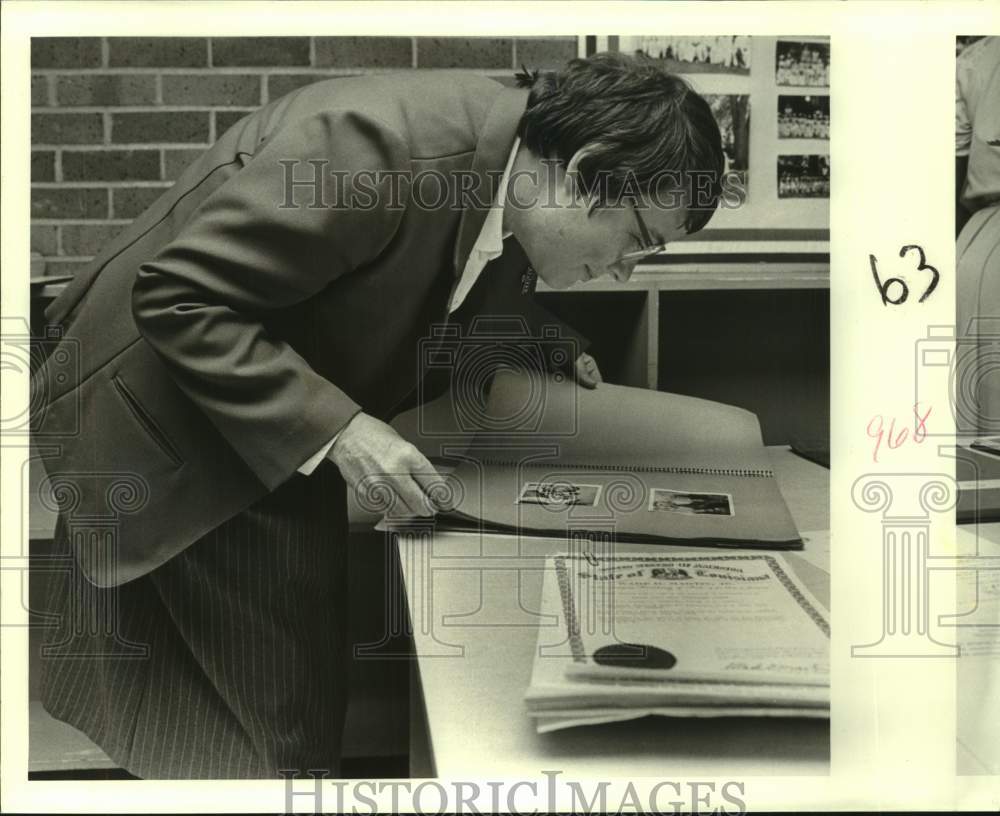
[297,432,340,476]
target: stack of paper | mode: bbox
[525,551,830,733]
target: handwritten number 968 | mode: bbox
[867,404,933,463]
[870,244,940,306]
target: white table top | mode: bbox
[397,447,831,777]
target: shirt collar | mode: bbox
[469,136,520,259]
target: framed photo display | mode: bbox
[605,36,830,248]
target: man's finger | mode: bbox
[408,451,455,511]
[575,359,598,389]
[412,469,453,511]
[397,475,437,517]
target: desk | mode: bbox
[397,447,830,777]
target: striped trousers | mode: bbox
[37,461,351,779]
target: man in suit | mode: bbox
[33,53,724,778]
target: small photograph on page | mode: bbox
[648,488,734,516]
[517,482,602,507]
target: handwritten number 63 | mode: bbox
[870,245,940,305]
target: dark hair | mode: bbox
[515,52,725,234]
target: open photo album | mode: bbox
[409,368,804,549]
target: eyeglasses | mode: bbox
[614,203,667,265]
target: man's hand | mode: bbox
[574,352,603,389]
[328,412,449,517]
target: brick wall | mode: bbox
[30,36,579,279]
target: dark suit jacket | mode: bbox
[34,72,584,588]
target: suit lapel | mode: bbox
[392,235,534,418]
[450,86,531,279]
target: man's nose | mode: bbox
[608,258,638,283]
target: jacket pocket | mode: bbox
[111,374,184,467]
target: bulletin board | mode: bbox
[599,35,831,253]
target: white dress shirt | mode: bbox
[297,137,522,475]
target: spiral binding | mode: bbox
[553,556,587,663]
[473,458,773,478]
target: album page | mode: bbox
[438,370,801,545]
